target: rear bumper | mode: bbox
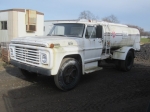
[10,60,51,76]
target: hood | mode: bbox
[11,36,83,47]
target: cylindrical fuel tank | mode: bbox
[102,23,140,50]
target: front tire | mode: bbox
[54,58,81,91]
[121,51,134,71]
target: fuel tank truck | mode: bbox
[9,20,140,91]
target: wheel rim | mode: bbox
[63,65,78,85]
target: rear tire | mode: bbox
[121,51,134,72]
[20,69,37,78]
[54,58,81,91]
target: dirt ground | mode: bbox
[0,44,150,112]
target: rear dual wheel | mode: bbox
[115,51,134,72]
[121,51,134,71]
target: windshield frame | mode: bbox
[48,23,85,38]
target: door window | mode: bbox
[85,26,96,38]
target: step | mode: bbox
[85,67,103,74]
[103,46,111,49]
[101,54,110,60]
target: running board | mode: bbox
[85,67,103,74]
[101,54,110,60]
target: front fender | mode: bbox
[112,47,134,60]
[51,46,83,75]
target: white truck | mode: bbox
[9,20,140,91]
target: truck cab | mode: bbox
[9,20,140,91]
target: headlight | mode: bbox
[9,47,15,57]
[41,53,48,64]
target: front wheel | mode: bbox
[54,58,81,91]
[121,51,134,72]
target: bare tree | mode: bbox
[78,10,98,20]
[102,15,119,23]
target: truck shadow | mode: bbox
[3,65,58,90]
[2,62,150,112]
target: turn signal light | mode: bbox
[50,43,60,48]
[50,44,54,48]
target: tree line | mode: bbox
[79,11,150,36]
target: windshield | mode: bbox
[48,23,85,37]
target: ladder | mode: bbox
[103,23,111,57]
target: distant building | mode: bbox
[0,9,44,43]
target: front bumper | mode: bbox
[10,60,51,76]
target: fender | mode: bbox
[51,46,84,75]
[112,47,134,60]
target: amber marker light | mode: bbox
[50,43,54,48]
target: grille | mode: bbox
[15,46,40,64]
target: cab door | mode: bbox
[95,25,103,59]
[84,25,103,63]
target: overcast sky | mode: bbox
[0,0,150,31]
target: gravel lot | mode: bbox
[0,44,150,112]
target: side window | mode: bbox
[96,25,103,38]
[85,26,96,38]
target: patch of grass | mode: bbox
[140,38,150,44]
